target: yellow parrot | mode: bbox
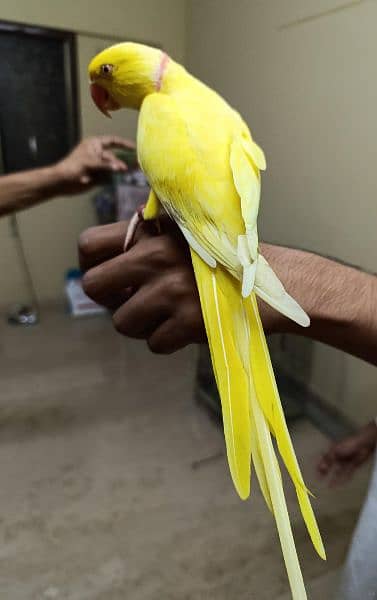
[89,43,325,599]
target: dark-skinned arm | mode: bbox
[260,244,377,365]
[78,217,377,365]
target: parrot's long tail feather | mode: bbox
[248,373,307,600]
[245,294,326,561]
[191,249,252,499]
[190,249,325,600]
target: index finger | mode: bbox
[78,219,160,272]
[99,136,136,150]
[82,236,162,300]
[79,221,128,272]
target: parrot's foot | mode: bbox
[124,205,145,252]
[124,205,162,252]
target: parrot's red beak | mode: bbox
[90,83,120,118]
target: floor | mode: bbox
[0,308,372,600]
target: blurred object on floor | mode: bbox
[7,303,38,326]
[64,269,106,318]
[5,214,39,325]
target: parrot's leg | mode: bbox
[124,189,161,251]
[143,188,161,221]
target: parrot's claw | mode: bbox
[124,204,162,252]
[124,205,145,252]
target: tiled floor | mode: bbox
[0,308,371,599]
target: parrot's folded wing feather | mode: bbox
[230,136,261,233]
[237,235,257,297]
[230,135,310,327]
[230,135,261,296]
[178,224,217,268]
[254,255,310,328]
[241,135,267,171]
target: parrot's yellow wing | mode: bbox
[138,93,242,275]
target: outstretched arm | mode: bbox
[0,136,134,217]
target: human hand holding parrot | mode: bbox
[88,42,325,599]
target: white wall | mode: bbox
[187,0,376,424]
[0,0,186,305]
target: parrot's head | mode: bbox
[89,42,170,116]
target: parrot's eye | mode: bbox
[100,64,114,76]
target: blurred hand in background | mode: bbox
[0,135,135,218]
[56,135,135,194]
[317,421,377,486]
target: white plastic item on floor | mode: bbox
[65,270,106,317]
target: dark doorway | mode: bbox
[0,20,79,174]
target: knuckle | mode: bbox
[147,337,166,355]
[148,243,166,266]
[158,235,178,259]
[167,271,188,299]
[112,311,126,336]
[81,271,96,297]
[112,308,136,338]
[78,227,98,257]
[182,307,202,338]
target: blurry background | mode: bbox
[0,1,376,599]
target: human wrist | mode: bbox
[50,160,76,194]
[258,243,312,335]
[16,165,62,203]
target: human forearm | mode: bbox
[260,243,377,365]
[78,220,377,363]
[0,136,133,218]
[0,165,64,216]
